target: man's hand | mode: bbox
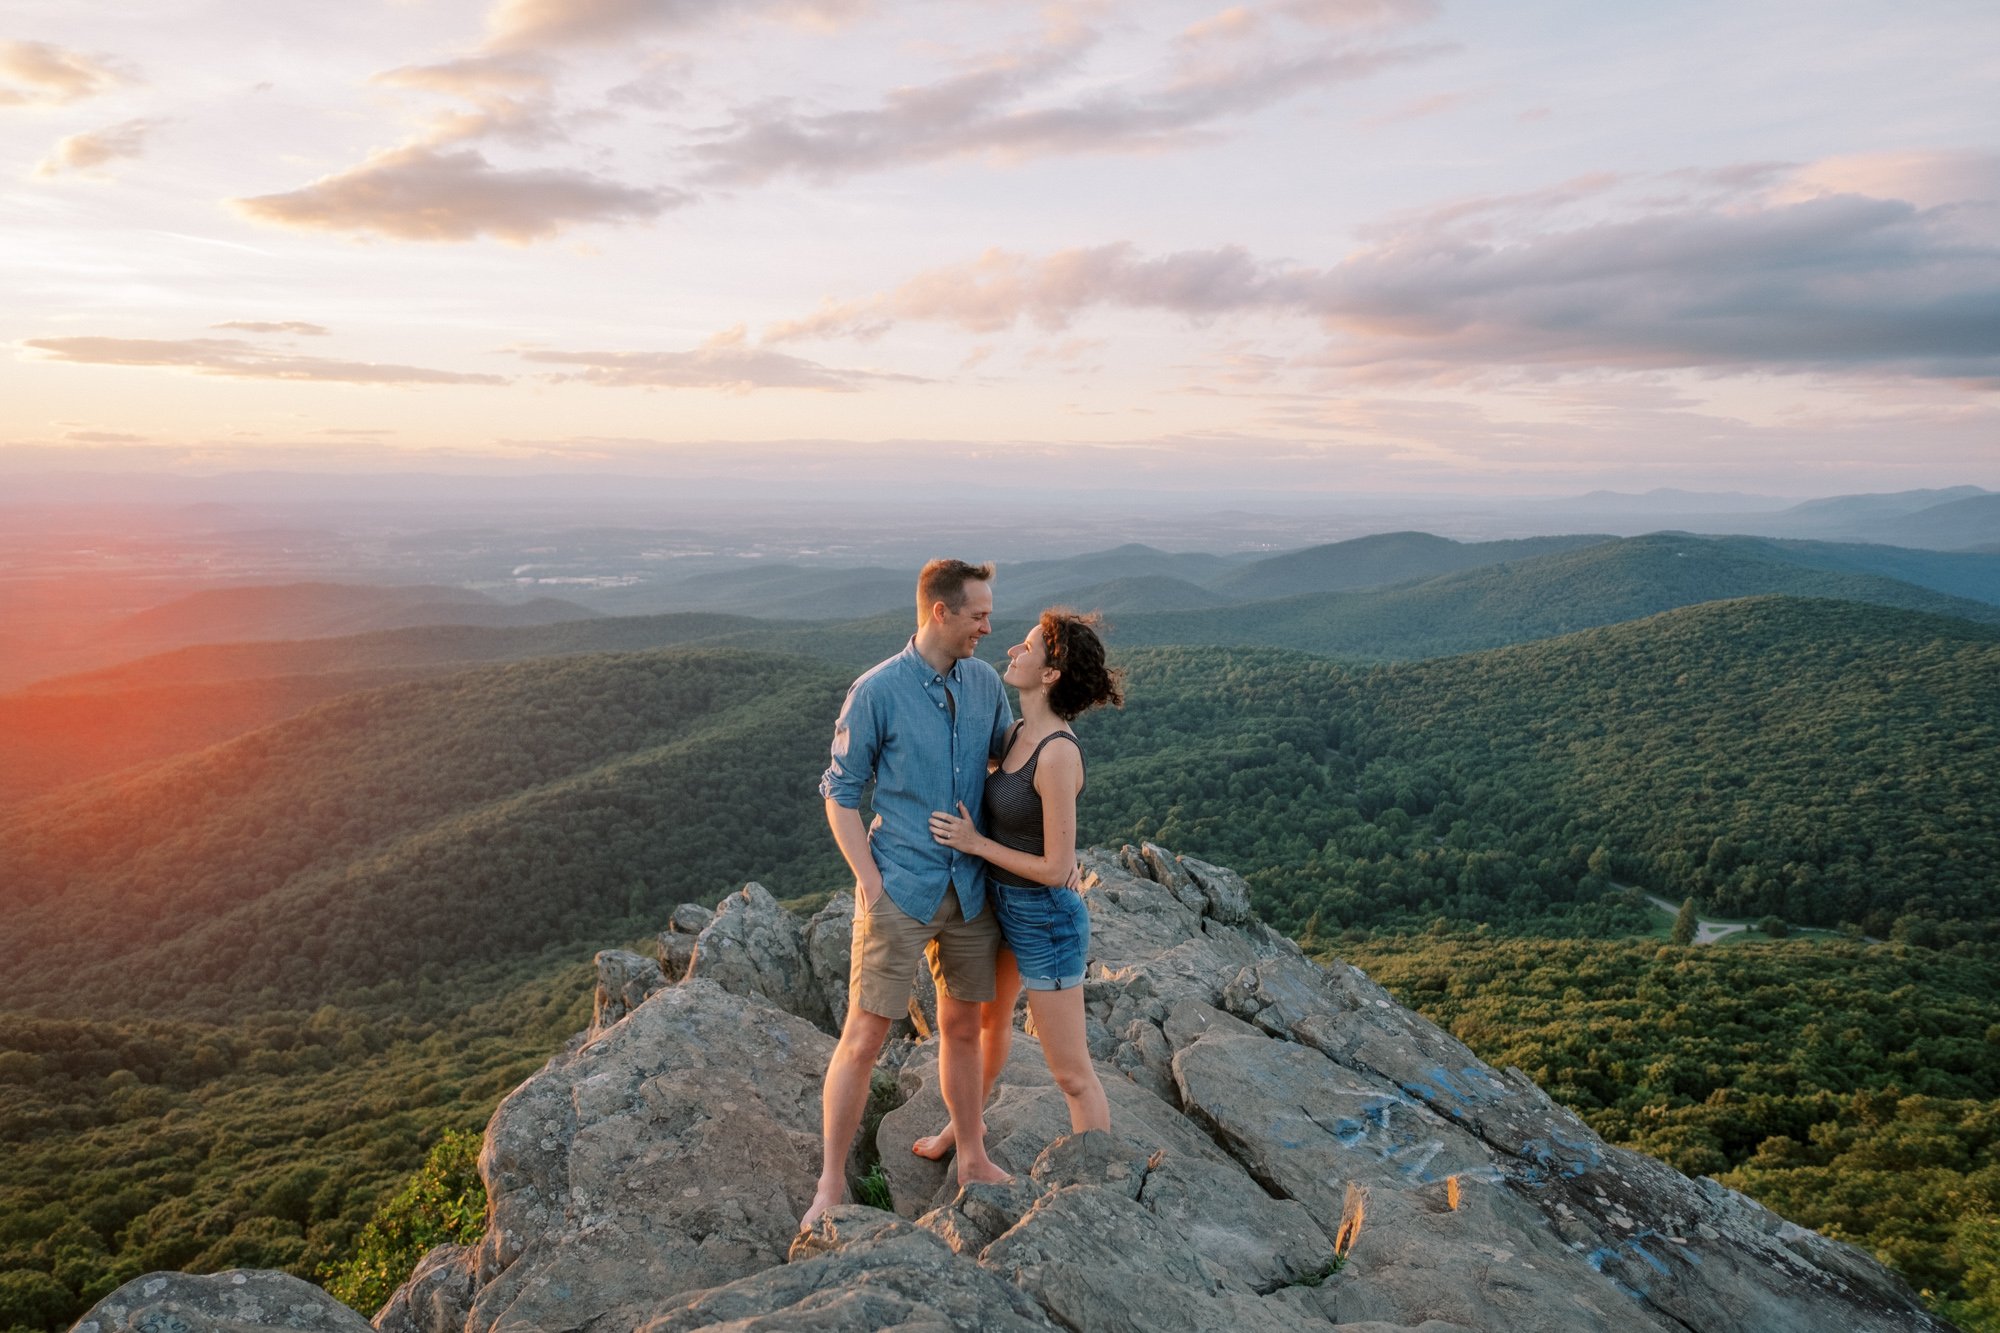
[855,877,886,912]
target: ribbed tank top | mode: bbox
[983,722,1082,888]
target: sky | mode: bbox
[3,0,1997,498]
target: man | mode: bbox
[804,558,1015,1229]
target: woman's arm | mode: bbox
[929,738,1081,887]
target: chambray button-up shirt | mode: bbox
[819,637,1015,925]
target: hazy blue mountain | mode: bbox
[996,544,1253,605]
[1705,536,2000,606]
[1209,531,1615,599]
[1017,574,1231,616]
[1863,493,2000,551]
[1777,485,1989,525]
[1108,533,2000,659]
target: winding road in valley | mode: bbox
[1643,893,1748,943]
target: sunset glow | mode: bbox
[3,1,1996,496]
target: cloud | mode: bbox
[482,0,868,53]
[373,56,563,146]
[213,321,330,336]
[35,117,154,177]
[516,326,923,391]
[1778,150,2000,210]
[22,335,509,385]
[693,30,1445,185]
[232,145,682,242]
[62,429,147,443]
[767,170,2000,384]
[1283,0,1441,28]
[766,242,1293,339]
[0,40,130,107]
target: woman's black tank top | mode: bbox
[983,722,1082,888]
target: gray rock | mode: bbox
[358,843,1952,1333]
[803,892,856,1033]
[444,980,833,1333]
[370,1243,473,1333]
[72,1270,374,1333]
[685,881,832,1031]
[669,902,714,935]
[1177,853,1252,924]
[591,949,667,1034]
[639,1208,1053,1331]
[655,931,696,983]
[980,1181,1328,1333]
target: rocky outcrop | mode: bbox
[74,1271,375,1333]
[591,949,667,1034]
[683,882,831,1031]
[76,844,1954,1333]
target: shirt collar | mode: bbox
[901,635,963,684]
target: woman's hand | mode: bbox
[929,802,981,851]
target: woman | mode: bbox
[919,608,1124,1159]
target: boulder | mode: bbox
[591,949,667,1034]
[802,892,856,1033]
[428,980,834,1333]
[370,1243,475,1333]
[684,881,831,1031]
[639,1208,1052,1332]
[72,1271,375,1333]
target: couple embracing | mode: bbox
[803,558,1124,1229]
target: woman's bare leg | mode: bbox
[914,949,1021,1158]
[1023,984,1109,1135]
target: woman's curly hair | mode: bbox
[1040,608,1124,721]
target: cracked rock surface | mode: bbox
[77,846,1956,1333]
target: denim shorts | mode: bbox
[990,883,1090,991]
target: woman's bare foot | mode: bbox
[912,1122,958,1160]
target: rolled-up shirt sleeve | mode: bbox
[818,680,878,807]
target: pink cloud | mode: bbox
[35,118,154,177]
[233,145,682,243]
[0,40,131,107]
[23,335,509,385]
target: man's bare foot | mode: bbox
[912,1123,958,1160]
[956,1157,1011,1187]
[799,1180,845,1231]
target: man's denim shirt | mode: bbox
[819,638,1014,925]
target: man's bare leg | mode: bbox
[803,1006,894,1229]
[914,949,1020,1159]
[934,989,1010,1185]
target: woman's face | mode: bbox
[1004,623,1053,690]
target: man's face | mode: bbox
[938,579,993,659]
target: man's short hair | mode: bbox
[917,558,995,620]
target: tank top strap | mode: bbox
[1019,728,1081,775]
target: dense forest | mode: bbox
[1084,596,1999,943]
[0,964,592,1332]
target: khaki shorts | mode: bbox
[850,884,1000,1018]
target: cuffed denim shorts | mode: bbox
[991,883,1089,991]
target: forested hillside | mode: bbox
[0,651,854,1018]
[5,594,1992,1027]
